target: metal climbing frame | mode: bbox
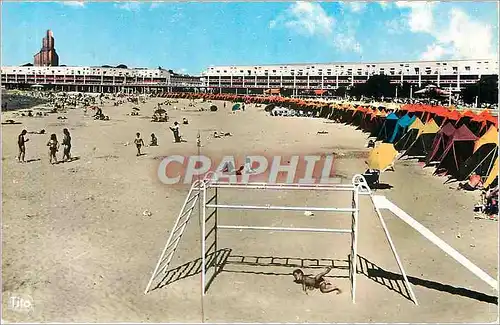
[144,174,418,305]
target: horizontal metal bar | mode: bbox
[209,184,356,191]
[206,204,356,212]
[210,182,354,189]
[218,225,352,233]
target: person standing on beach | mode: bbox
[134,132,145,156]
[62,128,72,162]
[17,130,29,163]
[47,133,59,164]
[169,122,181,143]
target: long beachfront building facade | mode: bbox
[0,66,202,93]
[1,59,498,94]
[202,59,498,94]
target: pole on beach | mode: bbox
[196,130,206,323]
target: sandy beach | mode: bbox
[1,97,498,322]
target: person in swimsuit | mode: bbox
[62,128,72,162]
[47,133,59,164]
[134,132,145,156]
[292,267,342,295]
[18,130,29,163]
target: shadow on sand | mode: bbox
[54,156,81,164]
[152,250,497,305]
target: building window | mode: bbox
[465,66,471,71]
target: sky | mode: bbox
[1,1,499,75]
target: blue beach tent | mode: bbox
[376,112,399,141]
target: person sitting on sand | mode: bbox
[150,133,158,146]
[213,131,221,139]
[47,133,60,164]
[183,117,189,125]
[62,128,72,162]
[18,130,29,163]
[134,132,145,156]
[292,267,342,295]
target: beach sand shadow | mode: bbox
[153,252,497,305]
[54,156,81,164]
[372,183,393,190]
[25,158,41,163]
[357,255,498,305]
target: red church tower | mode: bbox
[34,30,59,66]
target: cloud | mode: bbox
[114,1,142,12]
[270,1,334,36]
[342,2,367,13]
[395,1,435,33]
[432,8,496,59]
[61,1,85,7]
[339,2,367,13]
[395,2,497,60]
[270,1,361,53]
[421,44,447,61]
[377,1,391,9]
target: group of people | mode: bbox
[133,132,159,156]
[18,128,72,164]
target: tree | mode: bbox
[396,82,412,98]
[460,75,498,105]
[334,86,347,98]
[348,83,366,100]
[461,84,477,104]
[477,75,498,104]
[363,74,394,99]
[115,64,128,69]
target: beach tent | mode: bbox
[483,157,498,188]
[458,144,498,181]
[376,112,399,141]
[232,103,241,111]
[456,110,477,127]
[426,122,457,164]
[366,143,398,171]
[394,117,424,151]
[434,125,478,178]
[388,114,416,143]
[402,119,441,158]
[366,111,385,136]
[458,126,499,181]
[474,126,499,152]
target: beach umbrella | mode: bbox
[154,108,166,114]
[232,103,241,111]
[366,143,398,171]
